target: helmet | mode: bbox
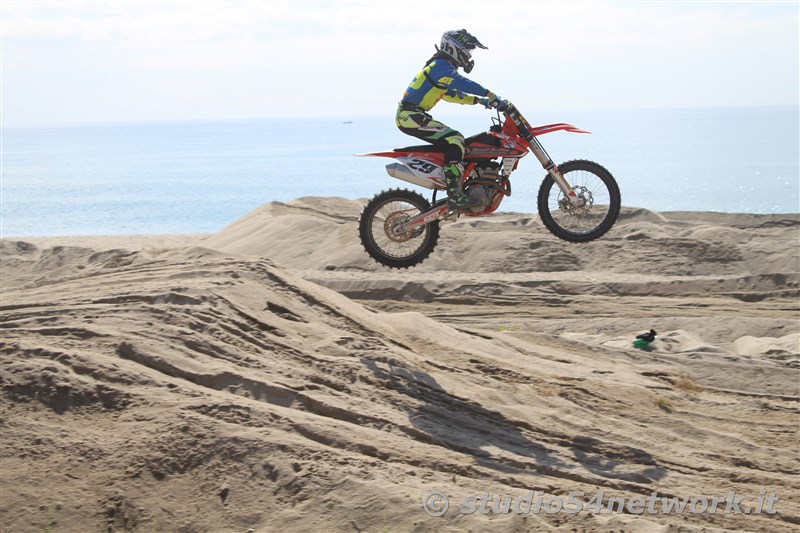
[438,29,487,73]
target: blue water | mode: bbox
[2,106,798,236]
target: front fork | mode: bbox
[526,136,581,204]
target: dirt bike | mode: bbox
[357,102,621,269]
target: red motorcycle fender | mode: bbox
[529,123,591,136]
[355,151,446,164]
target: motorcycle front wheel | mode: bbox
[358,188,440,269]
[537,159,621,243]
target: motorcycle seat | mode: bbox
[392,133,499,153]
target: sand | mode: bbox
[1,197,798,532]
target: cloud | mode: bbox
[2,0,797,123]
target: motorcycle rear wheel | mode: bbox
[359,188,440,269]
[537,159,621,243]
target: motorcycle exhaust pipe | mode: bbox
[385,163,438,190]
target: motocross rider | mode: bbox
[397,29,504,210]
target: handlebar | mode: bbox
[495,101,533,140]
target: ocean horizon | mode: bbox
[2,105,798,237]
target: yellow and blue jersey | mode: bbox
[401,56,490,111]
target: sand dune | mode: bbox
[1,197,798,532]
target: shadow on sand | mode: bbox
[362,356,667,486]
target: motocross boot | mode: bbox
[444,162,480,210]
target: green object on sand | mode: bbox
[633,328,657,350]
[633,338,652,349]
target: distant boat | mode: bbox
[342,120,353,124]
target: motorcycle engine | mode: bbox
[464,162,501,213]
[465,185,493,213]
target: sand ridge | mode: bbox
[1,197,798,532]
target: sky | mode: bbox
[1,0,798,125]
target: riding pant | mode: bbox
[395,105,465,165]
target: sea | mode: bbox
[1,105,798,237]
